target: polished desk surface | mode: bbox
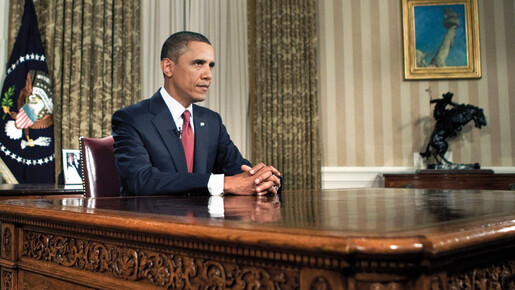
[1,188,514,255]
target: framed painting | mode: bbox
[62,149,82,185]
[402,0,481,79]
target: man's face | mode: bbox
[164,41,215,107]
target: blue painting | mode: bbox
[414,4,467,67]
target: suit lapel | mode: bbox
[193,105,208,173]
[149,93,188,172]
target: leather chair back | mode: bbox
[80,136,121,198]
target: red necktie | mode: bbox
[181,110,194,173]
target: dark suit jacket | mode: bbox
[111,91,251,196]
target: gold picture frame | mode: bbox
[402,0,481,80]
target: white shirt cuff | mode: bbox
[207,174,225,196]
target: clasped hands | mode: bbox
[223,163,281,196]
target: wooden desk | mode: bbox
[0,189,514,289]
[384,172,515,190]
[0,184,84,200]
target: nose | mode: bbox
[201,66,212,80]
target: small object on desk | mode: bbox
[0,183,84,200]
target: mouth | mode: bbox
[197,84,210,92]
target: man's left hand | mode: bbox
[241,163,281,195]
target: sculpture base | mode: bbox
[417,169,495,175]
[426,163,481,170]
[417,163,494,175]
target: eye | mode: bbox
[192,60,205,66]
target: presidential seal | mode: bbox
[2,70,53,149]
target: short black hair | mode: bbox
[160,31,211,62]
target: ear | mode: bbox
[160,58,175,78]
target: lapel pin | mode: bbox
[200,122,205,127]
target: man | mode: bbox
[112,31,281,196]
[431,92,458,121]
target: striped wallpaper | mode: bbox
[318,0,515,167]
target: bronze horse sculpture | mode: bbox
[420,93,487,166]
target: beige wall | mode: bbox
[318,0,515,168]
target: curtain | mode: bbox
[249,0,321,190]
[141,0,250,157]
[9,0,140,181]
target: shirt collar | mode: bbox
[160,87,193,123]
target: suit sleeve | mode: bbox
[112,109,211,196]
[211,114,252,175]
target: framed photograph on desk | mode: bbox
[402,0,481,79]
[62,149,82,184]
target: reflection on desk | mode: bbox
[81,194,282,222]
[0,188,514,289]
